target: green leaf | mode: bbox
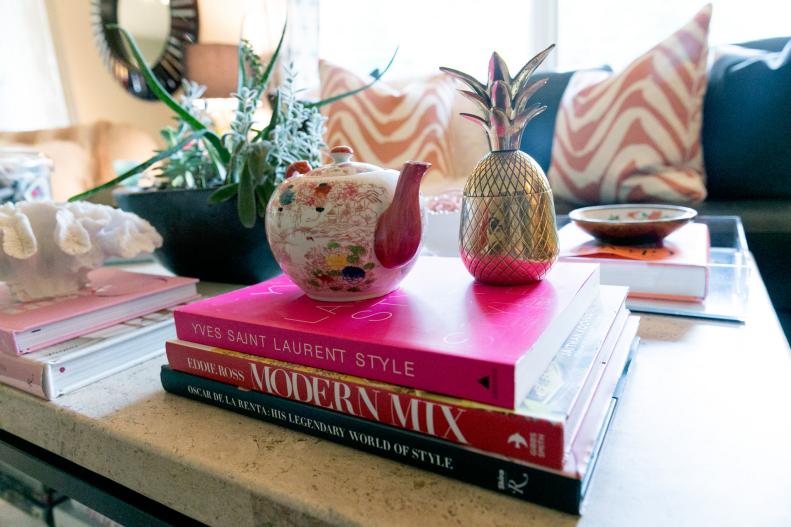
[257,21,288,95]
[203,141,227,181]
[327,242,340,249]
[237,159,257,228]
[110,25,230,164]
[253,91,280,142]
[246,146,268,185]
[248,148,273,219]
[363,262,375,270]
[307,47,398,108]
[208,183,239,204]
[227,151,247,184]
[160,127,177,146]
[68,130,208,202]
[254,185,269,218]
[237,38,247,95]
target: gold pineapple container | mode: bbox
[441,46,559,284]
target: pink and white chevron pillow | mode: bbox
[319,61,456,184]
[548,5,712,204]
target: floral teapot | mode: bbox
[265,146,431,301]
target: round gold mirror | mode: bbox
[92,0,199,100]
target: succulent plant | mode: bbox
[440,45,555,151]
[71,25,396,229]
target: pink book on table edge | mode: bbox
[174,256,599,409]
[0,268,197,355]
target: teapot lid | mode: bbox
[301,146,382,178]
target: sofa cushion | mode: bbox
[318,61,457,189]
[702,39,791,199]
[444,84,489,190]
[519,67,611,173]
[547,5,712,205]
[0,121,158,198]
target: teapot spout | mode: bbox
[374,161,431,269]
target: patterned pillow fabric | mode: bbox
[520,67,612,174]
[318,61,456,187]
[548,5,712,204]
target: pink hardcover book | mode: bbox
[0,309,176,400]
[559,222,710,301]
[175,257,599,408]
[0,268,197,355]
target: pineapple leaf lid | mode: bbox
[440,44,555,151]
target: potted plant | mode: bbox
[70,25,393,284]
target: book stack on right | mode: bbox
[162,257,639,513]
[559,222,711,302]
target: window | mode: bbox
[0,0,69,131]
[556,0,791,71]
[315,0,554,81]
[307,0,790,82]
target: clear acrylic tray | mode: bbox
[557,215,751,322]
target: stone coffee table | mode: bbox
[0,259,789,526]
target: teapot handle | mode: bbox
[285,160,312,179]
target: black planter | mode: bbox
[115,188,281,284]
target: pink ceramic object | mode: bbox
[265,146,431,301]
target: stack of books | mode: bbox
[559,222,710,302]
[162,257,639,513]
[0,268,197,400]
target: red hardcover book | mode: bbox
[168,286,627,469]
[174,257,600,408]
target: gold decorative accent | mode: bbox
[443,47,559,284]
[440,45,555,151]
[460,150,558,284]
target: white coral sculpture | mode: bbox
[0,201,163,302]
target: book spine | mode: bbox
[166,341,566,468]
[174,311,516,408]
[0,330,19,356]
[566,317,638,478]
[0,353,47,399]
[161,366,582,513]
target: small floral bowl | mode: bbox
[569,204,697,245]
